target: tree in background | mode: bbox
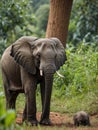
[46,0,73,47]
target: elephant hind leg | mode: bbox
[3,84,19,109]
[2,70,19,109]
[6,90,19,109]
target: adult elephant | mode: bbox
[1,36,66,125]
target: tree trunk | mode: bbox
[46,0,73,47]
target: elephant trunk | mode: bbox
[41,65,54,121]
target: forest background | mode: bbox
[0,0,98,129]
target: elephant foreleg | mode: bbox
[40,80,45,112]
[24,81,38,125]
[40,86,52,125]
[21,68,38,125]
[40,75,53,125]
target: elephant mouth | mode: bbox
[40,64,56,76]
[40,69,54,76]
[40,68,64,78]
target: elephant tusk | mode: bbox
[40,69,43,76]
[56,71,64,78]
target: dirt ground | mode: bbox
[16,111,98,130]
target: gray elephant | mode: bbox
[1,36,66,125]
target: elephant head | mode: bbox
[10,36,66,76]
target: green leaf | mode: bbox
[5,110,16,127]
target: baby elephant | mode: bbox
[73,111,90,126]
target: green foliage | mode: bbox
[0,0,50,56]
[54,42,98,98]
[0,0,35,55]
[32,0,49,12]
[35,4,49,36]
[68,0,98,45]
[0,92,16,130]
[53,42,98,114]
[0,0,35,37]
[0,39,6,57]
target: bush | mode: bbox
[53,42,98,98]
[0,92,16,130]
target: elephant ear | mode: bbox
[50,37,67,70]
[10,36,38,74]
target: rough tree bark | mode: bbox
[46,0,73,47]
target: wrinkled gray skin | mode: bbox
[73,111,90,126]
[1,36,66,126]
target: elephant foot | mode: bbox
[40,118,52,126]
[23,119,38,126]
[22,117,38,126]
[29,120,38,126]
